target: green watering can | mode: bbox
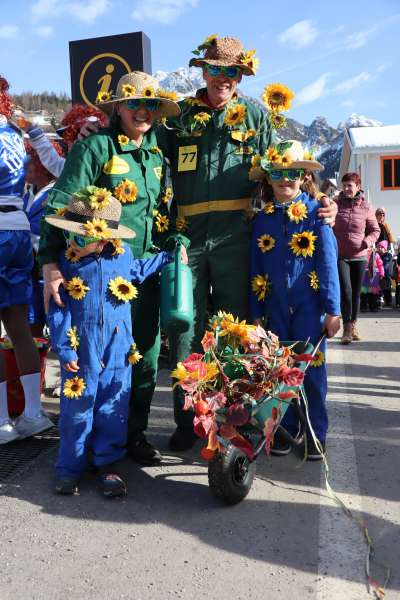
[160,242,193,334]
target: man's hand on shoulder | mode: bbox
[317,194,338,226]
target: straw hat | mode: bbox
[189,36,257,76]
[250,140,324,181]
[46,190,135,239]
[96,71,180,120]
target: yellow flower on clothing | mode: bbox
[251,274,271,301]
[270,114,287,129]
[155,213,169,233]
[224,104,247,127]
[308,271,320,290]
[287,200,308,223]
[157,88,179,101]
[257,234,276,253]
[65,277,90,300]
[262,83,295,113]
[311,350,324,367]
[142,85,155,98]
[63,376,86,399]
[150,146,162,154]
[67,326,80,351]
[162,186,173,203]
[289,231,317,258]
[118,134,130,147]
[251,154,261,167]
[193,111,211,125]
[121,84,136,98]
[83,218,110,239]
[108,277,138,302]
[89,187,112,210]
[110,239,125,255]
[263,202,275,215]
[65,246,80,263]
[176,216,188,232]
[128,343,143,365]
[55,207,67,217]
[114,179,138,204]
[184,97,201,106]
[96,91,111,104]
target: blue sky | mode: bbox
[2,0,400,127]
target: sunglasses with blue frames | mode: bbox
[205,64,241,79]
[269,169,305,181]
[126,98,161,112]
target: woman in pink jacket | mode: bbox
[333,172,380,344]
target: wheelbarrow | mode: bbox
[207,335,326,505]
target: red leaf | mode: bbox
[200,447,215,461]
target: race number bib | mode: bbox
[178,145,197,172]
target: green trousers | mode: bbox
[169,235,251,430]
[127,274,161,443]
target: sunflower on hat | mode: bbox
[249,140,324,182]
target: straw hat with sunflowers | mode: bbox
[249,141,324,181]
[189,35,259,76]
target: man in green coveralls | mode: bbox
[38,72,183,466]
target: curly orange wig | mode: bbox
[25,141,64,181]
[0,75,13,120]
[60,104,107,145]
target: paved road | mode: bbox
[0,311,399,600]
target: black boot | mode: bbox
[127,438,162,465]
[169,427,197,451]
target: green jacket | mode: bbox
[38,123,176,266]
[156,89,273,248]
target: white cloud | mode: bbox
[0,24,19,38]
[131,0,199,25]
[36,25,54,38]
[341,100,355,108]
[31,0,110,24]
[296,73,330,106]
[345,27,377,49]
[278,20,319,48]
[333,71,372,94]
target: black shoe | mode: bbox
[55,477,79,495]
[306,435,326,461]
[169,427,197,451]
[270,431,292,456]
[97,464,127,497]
[127,439,162,465]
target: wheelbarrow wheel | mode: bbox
[208,444,255,505]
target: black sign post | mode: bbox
[69,31,151,106]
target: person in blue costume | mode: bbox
[0,75,53,443]
[45,187,174,497]
[249,141,341,460]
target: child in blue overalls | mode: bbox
[249,141,341,460]
[45,187,173,496]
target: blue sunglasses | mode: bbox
[269,169,305,181]
[63,230,100,247]
[205,64,241,79]
[126,98,161,112]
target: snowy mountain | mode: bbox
[153,67,384,178]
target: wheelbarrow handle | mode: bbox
[302,333,326,374]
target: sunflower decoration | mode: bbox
[64,277,90,301]
[89,187,112,210]
[155,213,169,233]
[266,146,281,164]
[55,207,67,217]
[251,274,271,301]
[63,376,86,399]
[67,326,80,351]
[263,202,275,215]
[96,91,112,104]
[262,83,295,113]
[270,113,287,129]
[193,111,211,126]
[224,104,247,127]
[176,216,188,232]
[65,246,80,263]
[161,186,173,204]
[114,179,138,204]
[308,271,320,291]
[257,234,276,253]
[287,200,308,223]
[83,218,110,239]
[121,83,136,98]
[157,88,179,102]
[108,277,138,303]
[128,343,143,365]
[150,146,162,154]
[184,97,201,106]
[280,152,293,167]
[192,33,218,55]
[311,350,324,367]
[110,239,125,256]
[142,85,155,98]
[240,49,260,74]
[289,231,317,258]
[251,154,261,167]
[118,134,130,147]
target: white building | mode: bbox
[338,125,400,237]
